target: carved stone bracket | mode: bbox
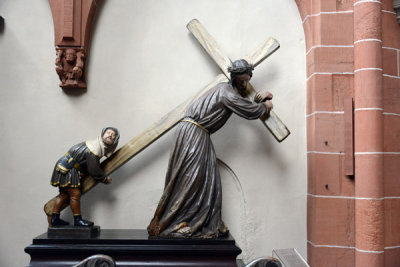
[394,0,400,24]
[55,47,86,89]
[49,0,99,89]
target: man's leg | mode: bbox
[50,189,69,226]
[68,187,94,227]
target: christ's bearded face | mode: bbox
[233,73,251,92]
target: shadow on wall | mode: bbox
[248,120,289,173]
[62,87,87,96]
[0,16,4,33]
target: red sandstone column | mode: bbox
[353,1,384,266]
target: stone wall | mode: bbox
[295,0,400,266]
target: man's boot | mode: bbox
[74,215,94,227]
[51,190,69,226]
[51,213,69,226]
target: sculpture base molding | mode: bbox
[25,229,242,267]
[47,225,100,238]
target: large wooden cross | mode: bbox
[43,19,290,220]
[186,19,290,141]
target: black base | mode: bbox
[25,229,242,267]
[47,225,100,238]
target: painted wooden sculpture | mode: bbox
[44,20,288,226]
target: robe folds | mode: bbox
[147,82,267,238]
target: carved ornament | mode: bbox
[49,0,99,89]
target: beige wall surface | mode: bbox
[0,1,306,266]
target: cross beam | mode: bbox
[187,19,290,142]
[43,20,283,220]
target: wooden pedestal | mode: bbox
[25,229,242,267]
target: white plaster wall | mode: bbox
[0,1,306,266]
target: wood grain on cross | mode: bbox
[43,20,283,221]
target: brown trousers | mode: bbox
[52,187,82,215]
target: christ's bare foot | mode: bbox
[177,226,191,235]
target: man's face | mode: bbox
[102,129,117,145]
[234,73,251,92]
[65,49,76,63]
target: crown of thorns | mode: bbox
[228,59,254,74]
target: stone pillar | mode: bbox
[353,1,384,266]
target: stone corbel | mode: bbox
[394,0,400,24]
[49,0,99,89]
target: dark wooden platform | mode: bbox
[24,229,242,266]
[47,225,100,238]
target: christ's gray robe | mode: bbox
[148,82,267,238]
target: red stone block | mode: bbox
[354,41,382,70]
[344,96,354,176]
[355,199,385,251]
[382,0,396,12]
[308,196,355,246]
[382,12,400,49]
[307,74,333,114]
[334,74,354,99]
[336,0,355,11]
[307,113,344,152]
[382,48,398,77]
[303,19,313,52]
[305,12,353,48]
[354,72,383,108]
[295,0,311,22]
[307,243,355,267]
[354,110,384,152]
[306,16,322,49]
[308,153,355,196]
[354,251,384,267]
[355,155,384,198]
[320,13,354,45]
[385,199,400,247]
[384,115,400,152]
[308,153,340,195]
[383,76,400,114]
[311,0,354,14]
[307,74,353,114]
[384,154,400,196]
[307,155,315,194]
[385,247,400,267]
[307,46,354,77]
[50,0,82,46]
[341,162,356,196]
[354,3,382,41]
[307,196,314,240]
[310,0,322,14]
